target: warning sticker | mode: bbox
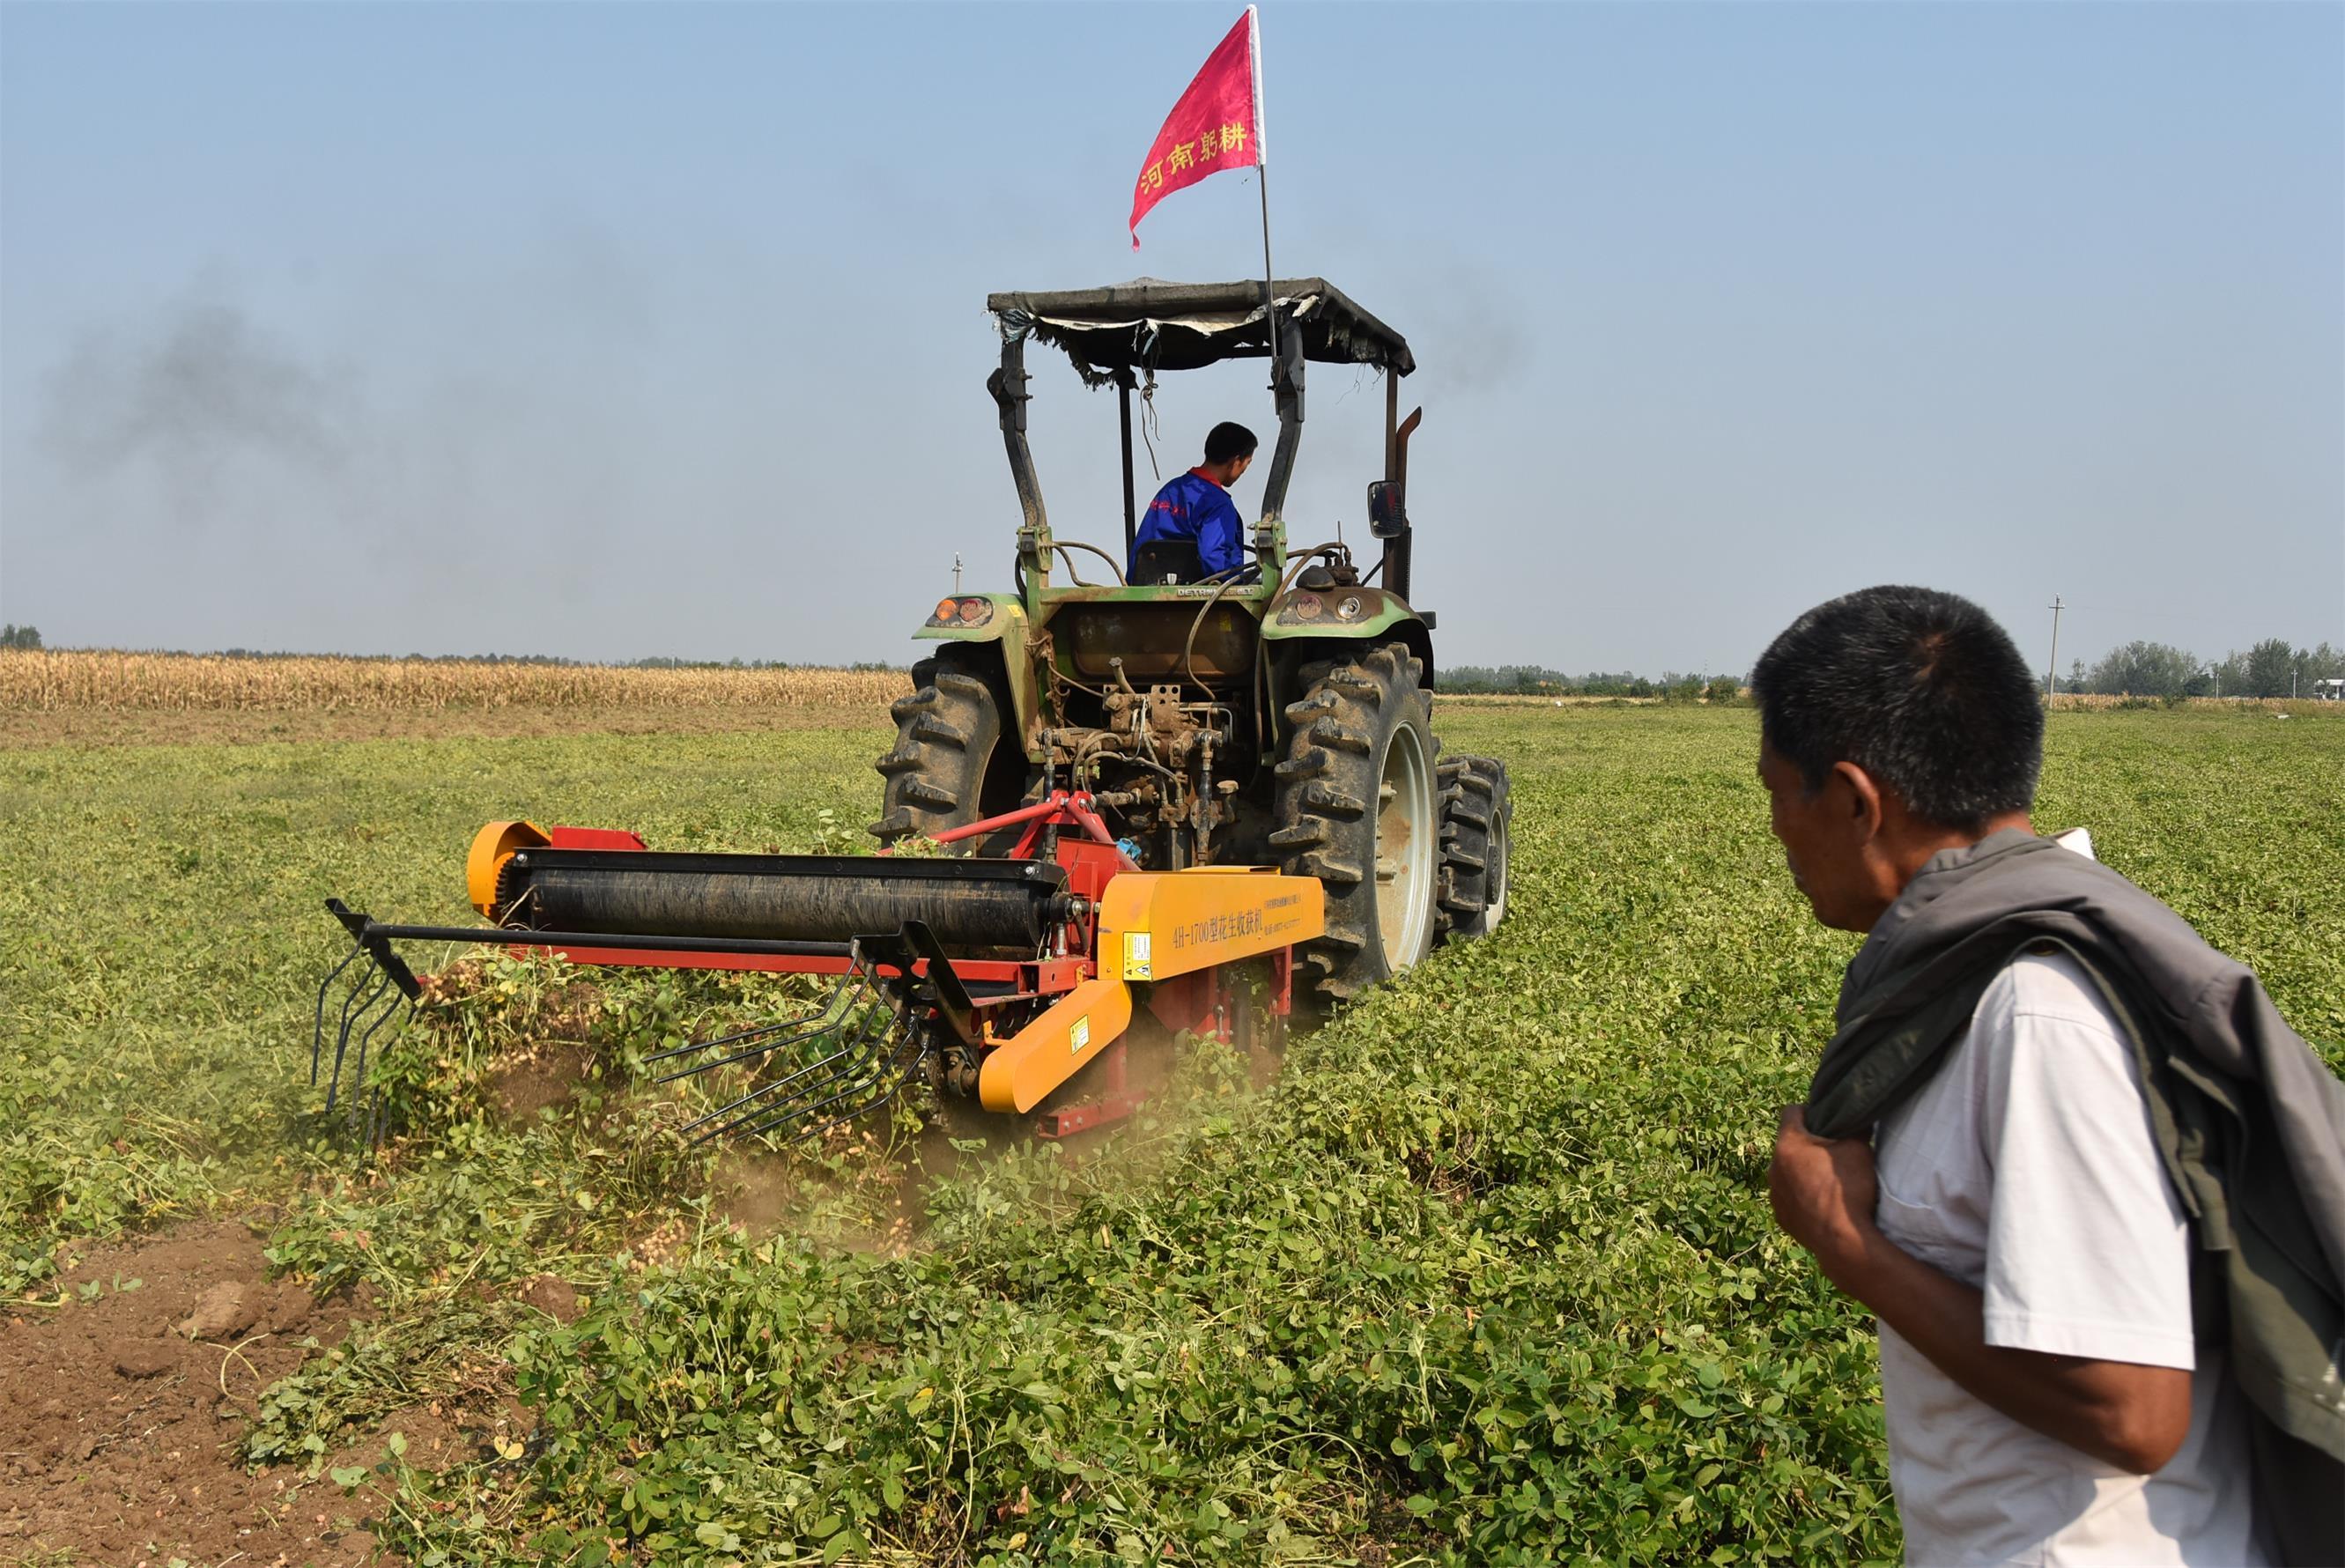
[1070,1016,1091,1055]
[1125,932,1152,980]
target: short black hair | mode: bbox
[1750,585,2043,831]
[1204,421,1258,466]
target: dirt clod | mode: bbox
[178,1278,260,1340]
[489,1041,596,1121]
[269,1279,318,1331]
[520,1274,582,1324]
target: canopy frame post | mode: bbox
[986,329,1050,605]
[1119,373,1138,562]
[1258,310,1305,530]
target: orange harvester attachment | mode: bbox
[316,791,1321,1143]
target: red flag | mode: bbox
[1128,7,1264,249]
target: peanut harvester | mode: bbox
[314,277,1510,1143]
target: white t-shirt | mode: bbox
[1871,949,2267,1567]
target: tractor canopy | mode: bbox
[980,277,1418,587]
[986,277,1415,386]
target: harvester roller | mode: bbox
[491,848,1066,951]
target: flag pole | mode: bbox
[1259,168,1278,374]
[1250,5,1278,380]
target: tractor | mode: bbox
[314,278,1509,1145]
[878,277,1510,1003]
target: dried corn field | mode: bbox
[0,649,910,714]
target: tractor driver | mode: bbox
[1130,422,1258,583]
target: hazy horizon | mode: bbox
[4,4,2339,678]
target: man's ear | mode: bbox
[1829,759,1885,844]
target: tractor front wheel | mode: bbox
[1272,642,1441,1009]
[1436,755,1512,941]
[869,650,1017,846]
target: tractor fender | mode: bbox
[1262,595,1437,729]
[1261,587,1429,658]
[913,594,1041,758]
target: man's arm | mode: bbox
[1771,1106,2192,1474]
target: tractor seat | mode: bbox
[1129,537,1203,587]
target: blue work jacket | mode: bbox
[1131,470,1246,578]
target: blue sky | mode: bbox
[3,2,2338,675]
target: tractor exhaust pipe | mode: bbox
[1374,405,1423,603]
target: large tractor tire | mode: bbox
[1435,755,1512,941]
[869,650,1019,846]
[1272,642,1441,1008]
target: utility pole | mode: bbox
[952,553,963,595]
[2045,595,2064,699]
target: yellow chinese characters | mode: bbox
[1144,119,1249,195]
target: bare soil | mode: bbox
[0,1220,375,1567]
[485,1042,597,1122]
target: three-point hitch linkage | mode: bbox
[316,791,1324,1144]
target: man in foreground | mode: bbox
[1128,421,1257,582]
[1753,585,2342,1565]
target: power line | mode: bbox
[2045,595,2064,699]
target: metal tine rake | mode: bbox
[733,1017,928,1147]
[670,938,932,1147]
[312,920,420,1127]
[643,964,869,1083]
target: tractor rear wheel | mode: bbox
[1272,642,1440,1008]
[1436,755,1512,941]
[869,650,1019,846]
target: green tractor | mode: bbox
[873,278,1510,1010]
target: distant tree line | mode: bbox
[1445,664,1744,702]
[2061,639,2343,699]
[0,625,41,650]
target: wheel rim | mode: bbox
[1374,721,1437,970]
[1483,805,1509,926]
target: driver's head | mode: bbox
[1203,421,1258,483]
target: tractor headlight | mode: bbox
[928,597,994,629]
